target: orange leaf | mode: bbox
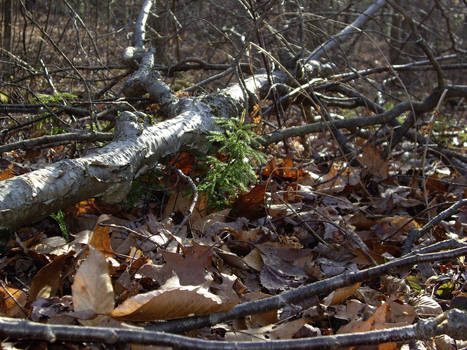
[169,152,195,175]
[175,90,189,98]
[282,158,298,179]
[66,198,99,216]
[147,103,160,111]
[0,168,15,181]
[262,159,278,177]
[0,286,27,318]
[89,224,115,257]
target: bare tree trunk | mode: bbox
[388,1,401,64]
[1,0,12,79]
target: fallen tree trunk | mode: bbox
[1,0,464,234]
[0,69,291,233]
[4,0,465,235]
[0,0,344,234]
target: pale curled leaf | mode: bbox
[412,295,443,317]
[72,246,114,318]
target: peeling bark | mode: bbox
[0,69,291,232]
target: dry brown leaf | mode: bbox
[230,227,262,242]
[181,243,213,270]
[359,143,389,179]
[243,248,263,271]
[72,246,114,321]
[210,273,240,310]
[435,334,457,350]
[30,295,75,323]
[216,248,249,270]
[268,318,307,339]
[349,213,378,230]
[388,299,416,324]
[373,216,421,241]
[192,209,232,238]
[338,302,390,334]
[162,189,202,228]
[161,243,213,285]
[324,282,362,306]
[338,300,415,344]
[316,163,352,192]
[243,292,278,327]
[110,274,233,321]
[232,183,267,219]
[29,252,73,302]
[0,286,27,318]
[259,247,308,292]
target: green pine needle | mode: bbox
[198,113,266,209]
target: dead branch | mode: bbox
[0,131,112,153]
[0,303,465,349]
[147,245,467,333]
[262,85,467,147]
[402,198,467,255]
[306,0,388,61]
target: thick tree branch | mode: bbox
[306,0,387,61]
[0,309,466,349]
[262,85,467,146]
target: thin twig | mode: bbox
[401,198,467,255]
[0,131,113,154]
[168,165,198,237]
[421,89,449,209]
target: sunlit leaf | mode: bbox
[72,246,114,321]
[111,275,233,321]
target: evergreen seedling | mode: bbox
[198,111,266,209]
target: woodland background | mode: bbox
[0,0,466,349]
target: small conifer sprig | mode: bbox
[198,111,266,208]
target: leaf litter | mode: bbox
[0,151,466,348]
